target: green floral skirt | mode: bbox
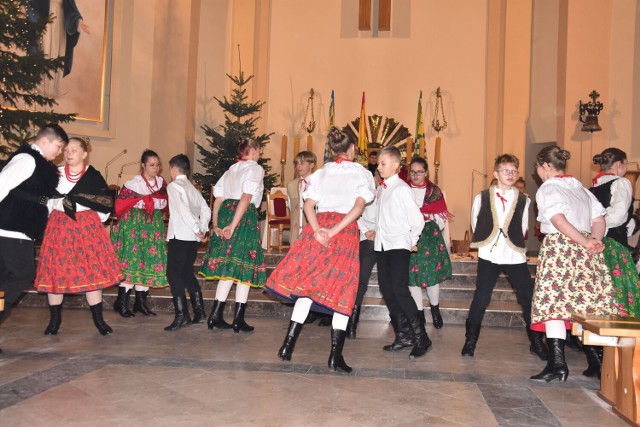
[409,221,452,287]
[603,237,640,317]
[110,208,168,288]
[199,200,266,287]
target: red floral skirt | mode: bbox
[264,212,359,316]
[35,210,124,294]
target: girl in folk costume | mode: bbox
[35,137,122,335]
[587,148,640,378]
[407,157,452,329]
[530,146,618,382]
[265,128,376,373]
[199,138,267,333]
[111,150,169,317]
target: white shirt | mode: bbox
[536,176,606,234]
[48,165,110,222]
[592,174,633,231]
[302,161,375,213]
[166,175,212,241]
[471,186,530,264]
[357,198,377,241]
[124,175,168,210]
[410,186,446,230]
[214,160,265,208]
[374,174,425,251]
[0,144,45,240]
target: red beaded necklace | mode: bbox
[142,173,160,193]
[65,163,86,183]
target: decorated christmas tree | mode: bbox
[0,0,76,163]
[194,63,277,217]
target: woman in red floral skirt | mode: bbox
[35,137,123,335]
[265,127,376,373]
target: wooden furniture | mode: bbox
[572,313,640,426]
[266,190,290,252]
[0,291,4,312]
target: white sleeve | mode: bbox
[606,178,633,228]
[213,172,227,199]
[536,186,571,223]
[198,193,212,232]
[523,197,531,235]
[168,184,199,233]
[357,198,377,233]
[242,165,264,197]
[354,170,376,204]
[471,193,482,231]
[302,169,322,202]
[401,188,425,246]
[0,154,36,203]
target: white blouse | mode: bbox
[536,176,606,234]
[592,174,633,229]
[302,161,375,213]
[124,175,168,210]
[48,165,110,222]
[213,160,265,208]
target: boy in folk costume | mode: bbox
[375,146,432,359]
[164,154,211,331]
[462,154,546,360]
[0,123,67,352]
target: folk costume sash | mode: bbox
[414,179,453,221]
[115,181,168,220]
[62,166,113,220]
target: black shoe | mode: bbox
[461,320,480,357]
[190,291,206,324]
[232,302,254,333]
[164,296,192,331]
[278,321,303,361]
[318,315,332,327]
[113,287,134,318]
[207,300,232,330]
[133,290,156,316]
[304,312,320,324]
[527,328,548,360]
[408,312,433,359]
[582,345,603,379]
[328,329,352,373]
[565,329,582,350]
[530,338,569,382]
[90,302,113,336]
[44,304,63,335]
[430,305,443,329]
[346,305,361,339]
[383,313,414,351]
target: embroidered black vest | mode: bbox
[470,189,527,253]
[0,146,60,241]
[589,179,633,247]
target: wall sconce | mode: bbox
[579,90,603,133]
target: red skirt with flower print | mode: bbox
[264,212,359,316]
[35,210,124,293]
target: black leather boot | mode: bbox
[328,329,352,373]
[527,328,548,360]
[530,338,569,382]
[190,291,206,324]
[565,329,582,350]
[113,287,134,318]
[461,320,481,357]
[582,345,603,379]
[408,312,433,359]
[164,296,192,331]
[430,305,443,329]
[278,321,303,361]
[346,305,361,339]
[304,312,319,324]
[207,299,232,330]
[383,313,414,351]
[44,304,63,335]
[133,290,156,316]
[90,303,113,336]
[232,302,254,333]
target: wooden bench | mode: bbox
[572,313,640,426]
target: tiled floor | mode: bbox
[0,307,627,426]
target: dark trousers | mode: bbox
[377,248,418,320]
[356,239,377,306]
[467,258,533,326]
[0,236,36,322]
[166,239,201,297]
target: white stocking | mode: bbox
[291,298,313,324]
[215,279,234,302]
[47,293,64,305]
[85,290,102,306]
[134,285,149,292]
[544,320,566,339]
[235,283,251,304]
[120,283,133,292]
[331,313,349,331]
[409,287,424,311]
[426,284,440,306]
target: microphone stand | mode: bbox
[117,161,140,188]
[105,149,127,183]
[470,169,488,237]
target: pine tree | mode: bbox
[0,0,75,162]
[194,66,277,218]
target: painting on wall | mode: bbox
[30,0,111,123]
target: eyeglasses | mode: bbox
[409,170,426,176]
[498,169,518,176]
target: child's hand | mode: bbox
[212,226,223,237]
[196,231,207,241]
[584,237,604,254]
[314,228,330,247]
[365,231,376,241]
[411,245,418,252]
[222,225,235,240]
